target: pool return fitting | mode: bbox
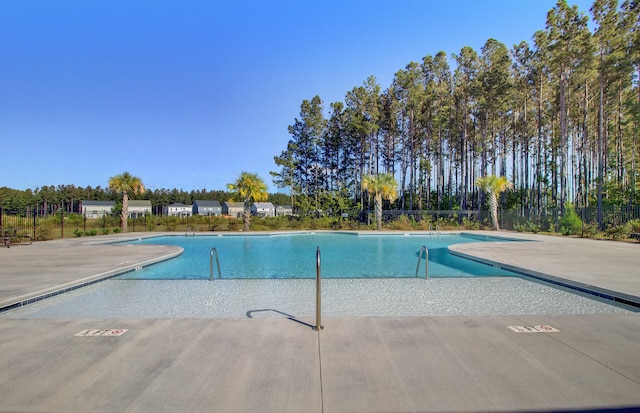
[416,245,429,279]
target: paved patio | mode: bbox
[0,231,639,412]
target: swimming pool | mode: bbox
[116,232,521,279]
[0,232,635,319]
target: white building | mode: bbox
[163,203,193,217]
[127,200,152,218]
[223,202,245,217]
[81,200,115,218]
[251,202,275,217]
[275,205,293,216]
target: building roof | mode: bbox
[224,202,245,208]
[194,200,221,207]
[253,202,275,208]
[167,203,191,207]
[81,200,115,207]
[128,199,151,209]
[128,199,151,206]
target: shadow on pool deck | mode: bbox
[0,231,639,412]
[246,308,317,329]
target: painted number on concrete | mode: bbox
[507,325,559,333]
[75,329,128,337]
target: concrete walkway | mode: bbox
[449,232,640,305]
[1,231,639,412]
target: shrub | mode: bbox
[387,215,414,230]
[514,220,539,233]
[212,219,230,231]
[432,217,458,230]
[581,222,600,238]
[73,229,83,237]
[559,205,582,236]
[227,219,242,231]
[145,215,157,231]
[461,217,480,230]
[35,225,55,241]
[628,219,640,233]
[415,219,433,231]
[606,225,629,240]
[526,221,540,233]
[101,228,110,235]
[67,214,84,227]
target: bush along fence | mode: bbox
[1,205,639,242]
[381,205,640,240]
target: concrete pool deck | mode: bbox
[0,231,639,412]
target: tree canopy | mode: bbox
[227,172,269,231]
[271,0,640,226]
[108,172,145,232]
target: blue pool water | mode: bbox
[117,232,521,280]
[1,232,635,319]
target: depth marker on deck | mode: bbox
[75,329,128,337]
[507,325,559,333]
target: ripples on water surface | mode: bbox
[2,277,633,319]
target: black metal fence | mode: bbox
[0,208,127,241]
[382,205,640,240]
[2,205,639,242]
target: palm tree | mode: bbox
[362,173,398,230]
[475,175,513,231]
[227,172,268,231]
[108,172,145,233]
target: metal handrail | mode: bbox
[415,245,429,279]
[314,247,323,331]
[209,247,221,281]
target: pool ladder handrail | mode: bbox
[415,245,429,279]
[209,247,221,281]
[314,247,323,331]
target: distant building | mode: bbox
[223,202,245,217]
[81,200,115,218]
[127,200,152,218]
[251,202,275,217]
[193,200,222,216]
[275,205,293,216]
[163,203,193,217]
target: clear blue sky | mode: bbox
[1,0,594,193]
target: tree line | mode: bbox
[271,0,640,226]
[0,185,290,215]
